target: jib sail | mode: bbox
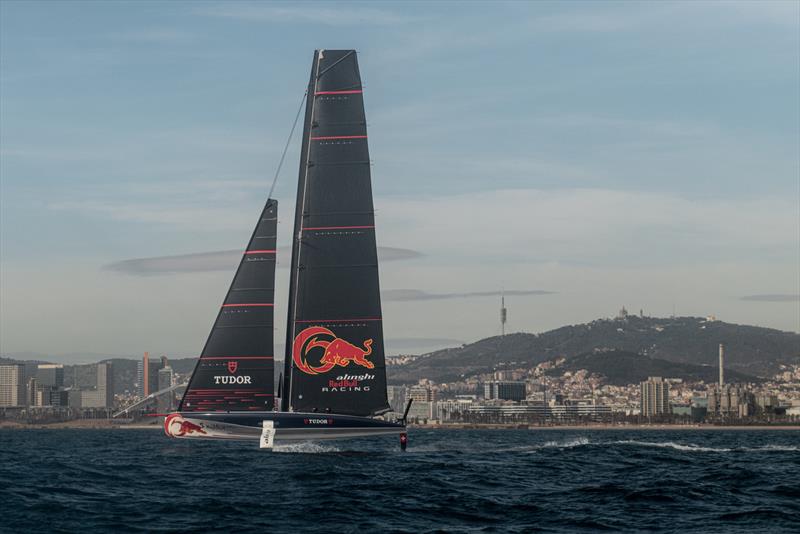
[282,50,390,416]
[179,199,278,412]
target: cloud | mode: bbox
[740,294,800,303]
[198,4,415,26]
[383,289,553,302]
[104,246,422,275]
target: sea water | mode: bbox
[1,428,798,532]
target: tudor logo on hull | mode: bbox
[292,326,375,375]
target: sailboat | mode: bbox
[164,50,411,450]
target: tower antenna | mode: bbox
[500,290,507,336]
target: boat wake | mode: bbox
[273,442,342,454]
[523,437,591,452]
[540,437,591,449]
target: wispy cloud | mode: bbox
[198,4,416,26]
[383,289,553,302]
[740,294,800,303]
[104,246,423,275]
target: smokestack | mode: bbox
[718,344,724,387]
[143,351,150,397]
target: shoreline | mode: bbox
[414,423,800,431]
[2,421,798,431]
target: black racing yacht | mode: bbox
[165,50,411,449]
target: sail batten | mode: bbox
[283,50,390,417]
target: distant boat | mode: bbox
[164,50,411,450]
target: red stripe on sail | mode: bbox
[200,356,273,360]
[294,317,382,324]
[302,225,374,231]
[310,135,367,141]
[221,303,273,307]
[315,90,363,95]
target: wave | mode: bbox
[613,440,799,453]
[615,440,732,452]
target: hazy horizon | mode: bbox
[2,1,798,357]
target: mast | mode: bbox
[282,50,321,411]
[179,199,278,412]
[283,49,390,416]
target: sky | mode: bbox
[1,0,798,362]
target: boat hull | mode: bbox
[164,411,404,442]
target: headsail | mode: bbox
[282,50,390,416]
[179,199,278,412]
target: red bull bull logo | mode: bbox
[164,413,207,437]
[292,326,374,375]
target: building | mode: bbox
[408,385,436,403]
[484,381,526,402]
[138,353,170,398]
[137,358,145,397]
[156,366,174,413]
[707,384,754,417]
[36,364,64,388]
[81,362,114,409]
[406,401,433,422]
[27,377,39,406]
[386,385,407,414]
[0,364,26,407]
[640,376,670,417]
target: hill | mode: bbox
[546,350,760,386]
[388,316,799,384]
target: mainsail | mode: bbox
[179,199,278,412]
[282,50,390,416]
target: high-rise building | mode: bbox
[140,352,168,397]
[142,352,150,396]
[0,365,26,407]
[27,377,39,406]
[81,362,114,409]
[36,364,64,388]
[484,381,526,401]
[640,376,670,416]
[718,343,725,387]
[157,366,174,413]
[137,358,145,397]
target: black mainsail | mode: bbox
[178,199,278,412]
[282,50,390,417]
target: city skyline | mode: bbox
[2,1,799,357]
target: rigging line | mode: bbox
[267,90,308,200]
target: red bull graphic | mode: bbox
[164,414,207,437]
[292,326,374,375]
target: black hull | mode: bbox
[164,411,404,442]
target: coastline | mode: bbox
[2,420,798,431]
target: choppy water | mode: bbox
[1,428,799,532]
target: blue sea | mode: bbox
[1,428,799,532]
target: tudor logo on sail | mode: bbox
[292,326,374,375]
